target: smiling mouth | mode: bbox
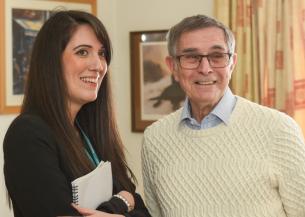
[194,80,216,85]
[80,77,98,84]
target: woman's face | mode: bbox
[62,24,107,117]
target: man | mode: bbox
[141,14,305,217]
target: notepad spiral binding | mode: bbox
[72,184,79,205]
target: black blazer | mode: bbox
[3,113,150,217]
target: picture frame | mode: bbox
[0,0,97,114]
[130,30,185,132]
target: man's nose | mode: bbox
[198,56,212,74]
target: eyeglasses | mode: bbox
[175,52,232,69]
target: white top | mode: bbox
[181,88,236,129]
[142,96,305,217]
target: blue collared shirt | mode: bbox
[180,88,237,130]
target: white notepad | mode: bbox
[71,161,113,209]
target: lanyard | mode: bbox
[75,120,100,167]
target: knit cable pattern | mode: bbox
[142,97,305,217]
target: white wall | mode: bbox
[0,0,213,216]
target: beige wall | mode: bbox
[0,115,16,217]
[0,0,213,216]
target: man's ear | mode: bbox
[166,56,179,81]
[230,53,237,71]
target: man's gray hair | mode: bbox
[167,14,235,56]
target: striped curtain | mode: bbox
[215,0,305,135]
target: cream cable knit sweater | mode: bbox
[142,97,305,217]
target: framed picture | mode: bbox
[130,30,185,132]
[0,0,96,114]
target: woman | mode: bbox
[3,10,150,217]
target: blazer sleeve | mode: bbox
[96,177,151,216]
[3,115,80,217]
[97,192,151,217]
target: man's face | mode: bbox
[166,27,237,110]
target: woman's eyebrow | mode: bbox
[73,44,92,50]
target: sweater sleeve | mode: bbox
[141,133,163,217]
[3,115,80,217]
[270,115,305,216]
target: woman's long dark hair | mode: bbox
[22,10,136,192]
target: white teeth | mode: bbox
[195,81,215,85]
[80,77,98,83]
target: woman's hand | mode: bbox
[117,190,135,209]
[72,203,124,217]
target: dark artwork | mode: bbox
[131,30,185,130]
[12,9,49,95]
[142,43,185,116]
[143,60,164,83]
[149,75,185,111]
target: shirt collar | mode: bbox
[180,88,236,125]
